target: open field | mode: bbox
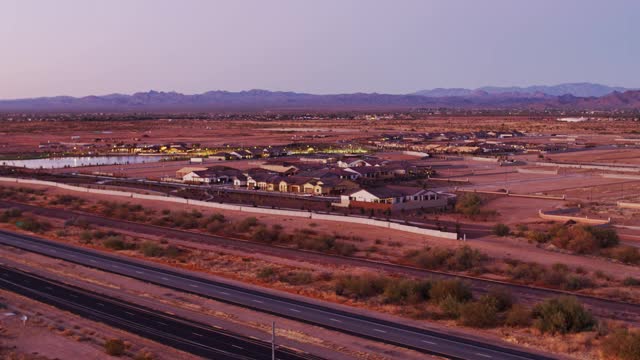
[3,114,640,360]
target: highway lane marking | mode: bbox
[96,303,104,307]
[125,311,135,316]
[44,286,52,290]
[373,329,387,334]
[219,291,230,295]
[189,284,199,288]
[288,308,301,313]
[156,321,168,326]
[69,294,78,298]
[135,271,144,274]
[192,332,204,337]
[475,353,492,358]
[421,340,437,345]
[231,345,244,350]
[252,299,264,304]
[112,265,120,269]
[90,259,97,263]
[161,277,169,281]
[329,318,342,323]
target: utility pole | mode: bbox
[271,321,276,360]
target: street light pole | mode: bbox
[272,321,276,360]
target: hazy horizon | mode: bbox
[1,0,638,99]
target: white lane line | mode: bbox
[231,345,244,350]
[373,329,387,334]
[288,308,301,313]
[421,340,437,345]
[69,294,78,298]
[252,299,264,304]
[96,303,104,307]
[192,332,204,337]
[220,291,230,295]
[89,259,97,263]
[68,254,77,258]
[125,311,135,316]
[156,321,167,326]
[44,286,52,290]
[161,277,169,281]
[50,249,57,253]
[475,353,493,358]
[189,284,199,288]
[135,271,144,274]
[329,318,342,323]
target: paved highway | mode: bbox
[0,264,313,360]
[0,229,554,360]
[2,200,639,325]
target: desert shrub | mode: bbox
[404,246,486,272]
[429,279,472,304]
[79,230,93,243]
[67,217,91,229]
[133,351,155,360]
[102,235,133,251]
[505,304,532,327]
[257,266,278,281]
[492,223,510,237]
[605,246,640,265]
[50,194,85,207]
[601,329,640,360]
[382,279,431,305]
[140,242,165,257]
[15,217,51,233]
[481,287,513,312]
[334,275,389,300]
[532,296,595,334]
[526,230,551,243]
[455,193,483,217]
[549,224,619,254]
[104,338,126,356]
[236,217,259,232]
[438,295,462,318]
[507,261,547,283]
[251,225,281,243]
[589,226,620,248]
[459,300,499,328]
[205,220,226,234]
[163,245,182,259]
[100,201,148,222]
[332,241,358,256]
[447,246,487,271]
[294,234,357,256]
[0,208,22,222]
[454,193,498,220]
[623,277,640,286]
[564,275,594,291]
[278,271,313,285]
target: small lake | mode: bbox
[1,155,168,169]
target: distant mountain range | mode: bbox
[0,83,638,112]
[412,82,632,98]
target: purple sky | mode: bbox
[1,0,638,98]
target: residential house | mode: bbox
[337,186,448,211]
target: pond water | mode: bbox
[1,155,167,169]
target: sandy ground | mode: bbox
[6,181,640,281]
[0,289,197,360]
[0,235,586,360]
[0,245,436,360]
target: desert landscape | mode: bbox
[2,1,640,360]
